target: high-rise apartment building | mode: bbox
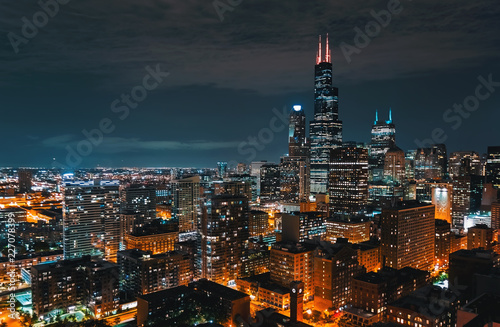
[380,201,435,272]
[201,195,249,286]
[63,180,121,262]
[260,163,280,202]
[329,146,369,216]
[172,176,200,233]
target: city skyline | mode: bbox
[1,0,499,168]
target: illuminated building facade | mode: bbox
[369,110,396,181]
[31,256,119,318]
[435,219,451,269]
[63,180,121,262]
[467,224,497,250]
[349,267,429,325]
[329,146,369,216]
[309,35,343,195]
[492,202,500,231]
[172,176,201,233]
[324,216,371,244]
[414,145,447,180]
[270,241,315,301]
[122,184,157,230]
[281,212,325,242]
[125,229,178,254]
[432,183,452,224]
[260,163,280,202]
[449,151,483,178]
[288,105,309,157]
[313,241,365,311]
[280,156,310,204]
[486,146,500,188]
[380,202,435,271]
[117,249,192,301]
[383,146,405,183]
[201,195,249,286]
[249,210,269,237]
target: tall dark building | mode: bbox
[259,163,280,202]
[201,195,249,286]
[486,146,500,189]
[288,105,308,157]
[279,156,310,204]
[369,110,396,181]
[414,145,447,180]
[449,151,483,179]
[309,35,343,195]
[122,184,157,231]
[329,146,369,216]
[18,168,32,193]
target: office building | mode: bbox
[369,110,396,181]
[309,35,343,195]
[383,146,405,183]
[449,151,483,179]
[486,146,500,188]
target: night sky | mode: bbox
[1,0,499,168]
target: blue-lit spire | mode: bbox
[375,110,379,124]
[387,108,393,123]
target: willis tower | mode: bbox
[309,35,343,195]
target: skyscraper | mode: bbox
[383,146,406,183]
[309,35,343,195]
[201,195,249,286]
[288,105,309,157]
[259,163,280,202]
[172,176,201,233]
[369,110,396,181]
[279,156,310,204]
[63,180,121,262]
[329,146,369,216]
[486,146,500,189]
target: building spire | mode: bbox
[326,33,331,63]
[375,110,379,124]
[316,35,322,64]
[389,108,392,122]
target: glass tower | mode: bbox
[309,35,343,195]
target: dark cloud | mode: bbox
[0,0,499,167]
